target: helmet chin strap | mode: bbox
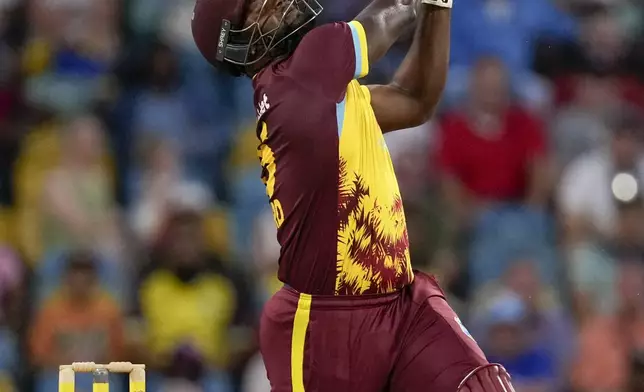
[221,35,252,64]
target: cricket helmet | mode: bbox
[192,0,323,76]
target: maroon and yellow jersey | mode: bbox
[253,21,413,296]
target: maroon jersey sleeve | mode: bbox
[286,21,370,100]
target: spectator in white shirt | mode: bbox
[559,108,644,319]
[559,108,644,242]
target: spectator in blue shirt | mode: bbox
[451,0,576,73]
[478,290,556,392]
[446,0,578,111]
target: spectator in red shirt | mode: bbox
[436,57,552,226]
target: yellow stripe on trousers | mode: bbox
[291,293,312,392]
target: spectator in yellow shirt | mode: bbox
[138,209,243,392]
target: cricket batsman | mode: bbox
[192,0,515,390]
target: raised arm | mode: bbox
[357,1,451,133]
[353,0,419,65]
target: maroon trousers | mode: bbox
[260,271,488,392]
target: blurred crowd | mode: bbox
[0,0,643,391]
